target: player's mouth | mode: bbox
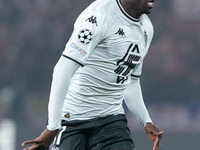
[147,1,155,8]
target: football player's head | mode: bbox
[120,0,156,19]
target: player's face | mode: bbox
[120,0,156,19]
[136,0,155,14]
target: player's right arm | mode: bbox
[47,56,81,130]
[22,5,109,149]
[22,56,80,150]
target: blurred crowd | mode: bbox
[0,0,200,142]
[0,0,93,120]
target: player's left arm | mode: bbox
[124,77,163,150]
[124,77,152,126]
[145,122,164,150]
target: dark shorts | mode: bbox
[51,114,134,150]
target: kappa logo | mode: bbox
[86,16,98,26]
[115,28,125,36]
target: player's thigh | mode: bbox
[58,133,86,150]
[91,115,134,150]
[51,127,86,150]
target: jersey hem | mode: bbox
[61,112,125,121]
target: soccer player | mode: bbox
[22,0,164,149]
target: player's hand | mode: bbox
[22,128,59,150]
[145,122,164,150]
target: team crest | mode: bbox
[52,146,59,150]
[78,29,93,44]
[143,30,148,46]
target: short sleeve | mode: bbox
[62,8,108,65]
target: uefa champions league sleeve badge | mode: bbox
[77,29,93,44]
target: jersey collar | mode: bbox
[116,0,141,22]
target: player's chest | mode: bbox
[99,24,149,61]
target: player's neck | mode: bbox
[119,0,143,19]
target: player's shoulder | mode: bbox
[88,0,116,11]
[141,14,154,32]
[81,0,117,19]
[76,0,118,29]
[141,14,153,26]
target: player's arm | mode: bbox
[22,56,80,150]
[22,6,109,150]
[47,56,81,130]
[124,77,163,150]
[124,77,152,126]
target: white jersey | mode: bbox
[62,0,154,121]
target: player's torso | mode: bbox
[62,0,153,120]
[86,20,150,85]
[73,0,152,86]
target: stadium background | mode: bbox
[0,0,200,149]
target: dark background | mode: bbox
[0,0,200,149]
